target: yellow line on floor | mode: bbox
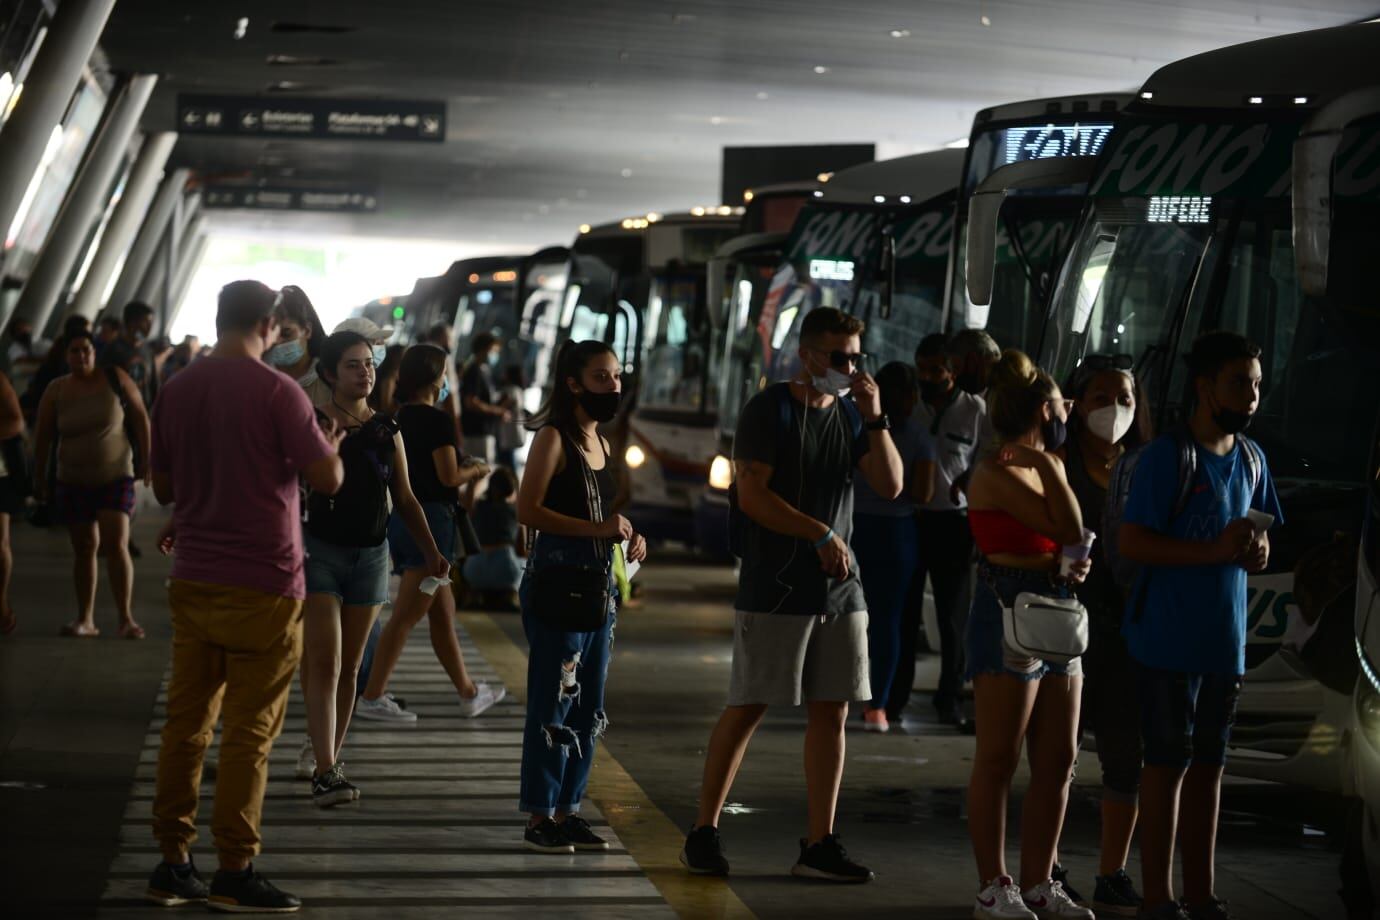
[460,612,756,920]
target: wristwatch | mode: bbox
[864,414,891,432]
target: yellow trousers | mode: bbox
[151,579,302,860]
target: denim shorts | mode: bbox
[1137,665,1242,769]
[462,546,522,592]
[388,501,458,572]
[965,563,1082,682]
[304,531,391,606]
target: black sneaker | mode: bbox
[680,824,729,876]
[145,860,209,906]
[311,763,356,808]
[207,867,300,913]
[1183,897,1235,920]
[1093,868,1143,916]
[790,834,875,883]
[559,814,609,851]
[524,817,575,853]
[1052,863,1085,904]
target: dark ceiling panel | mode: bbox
[96,1,1377,247]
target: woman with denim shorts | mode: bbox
[963,349,1092,920]
[300,332,449,807]
[514,340,646,854]
[356,344,504,722]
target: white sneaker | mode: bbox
[295,740,316,780]
[975,876,1038,919]
[355,694,419,723]
[457,682,506,718]
[1023,879,1095,919]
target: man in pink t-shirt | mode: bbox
[145,281,342,914]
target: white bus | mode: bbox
[698,149,965,557]
[1013,24,1380,836]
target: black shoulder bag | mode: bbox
[529,435,613,632]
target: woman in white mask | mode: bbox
[265,286,331,407]
[1055,353,1152,916]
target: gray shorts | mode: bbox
[727,610,870,707]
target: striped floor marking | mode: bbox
[99,617,677,918]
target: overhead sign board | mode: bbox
[204,186,379,213]
[177,94,446,142]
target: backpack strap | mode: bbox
[1237,433,1264,498]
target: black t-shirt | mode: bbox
[733,383,870,616]
[459,361,497,438]
[472,500,519,546]
[398,403,458,504]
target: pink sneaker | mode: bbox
[862,708,890,733]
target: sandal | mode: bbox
[60,621,100,638]
[118,621,146,640]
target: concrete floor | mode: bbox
[0,512,1362,918]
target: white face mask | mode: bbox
[1086,403,1135,444]
[805,352,853,397]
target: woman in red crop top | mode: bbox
[962,349,1094,920]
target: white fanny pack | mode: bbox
[1001,592,1089,665]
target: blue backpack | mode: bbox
[726,383,864,558]
[1102,426,1263,614]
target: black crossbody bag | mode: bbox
[529,435,613,632]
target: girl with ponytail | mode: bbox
[962,349,1094,920]
[513,340,647,853]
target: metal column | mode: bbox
[6,74,158,334]
[65,131,177,322]
[0,0,118,281]
[136,191,200,306]
[106,167,189,314]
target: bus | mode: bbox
[698,148,966,557]
[1019,24,1380,807]
[618,185,820,546]
[950,93,1130,354]
[1356,429,1380,896]
[510,245,570,411]
[402,255,524,354]
[554,209,742,538]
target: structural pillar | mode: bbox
[106,166,189,313]
[136,190,199,306]
[7,74,158,335]
[166,231,207,331]
[65,130,177,321]
[0,0,118,286]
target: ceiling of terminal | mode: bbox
[99,1,1378,251]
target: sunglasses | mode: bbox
[810,348,867,369]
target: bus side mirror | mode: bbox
[1292,88,1380,299]
[965,190,1005,307]
[706,257,728,329]
[1292,133,1340,298]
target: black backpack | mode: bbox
[306,419,396,547]
[727,383,864,558]
[1102,426,1263,613]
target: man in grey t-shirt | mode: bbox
[682,308,903,884]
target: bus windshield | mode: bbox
[639,272,715,418]
[717,258,778,440]
[1044,194,1380,486]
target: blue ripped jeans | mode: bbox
[518,533,617,817]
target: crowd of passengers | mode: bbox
[0,285,1276,920]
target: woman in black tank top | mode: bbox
[1058,356,1152,909]
[513,340,647,853]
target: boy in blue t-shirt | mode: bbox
[1119,331,1282,920]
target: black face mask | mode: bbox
[919,379,950,401]
[577,389,621,423]
[956,369,985,395]
[1213,405,1253,434]
[1042,414,1068,452]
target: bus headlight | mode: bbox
[625,445,647,469]
[708,455,732,491]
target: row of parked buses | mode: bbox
[383,21,1378,891]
